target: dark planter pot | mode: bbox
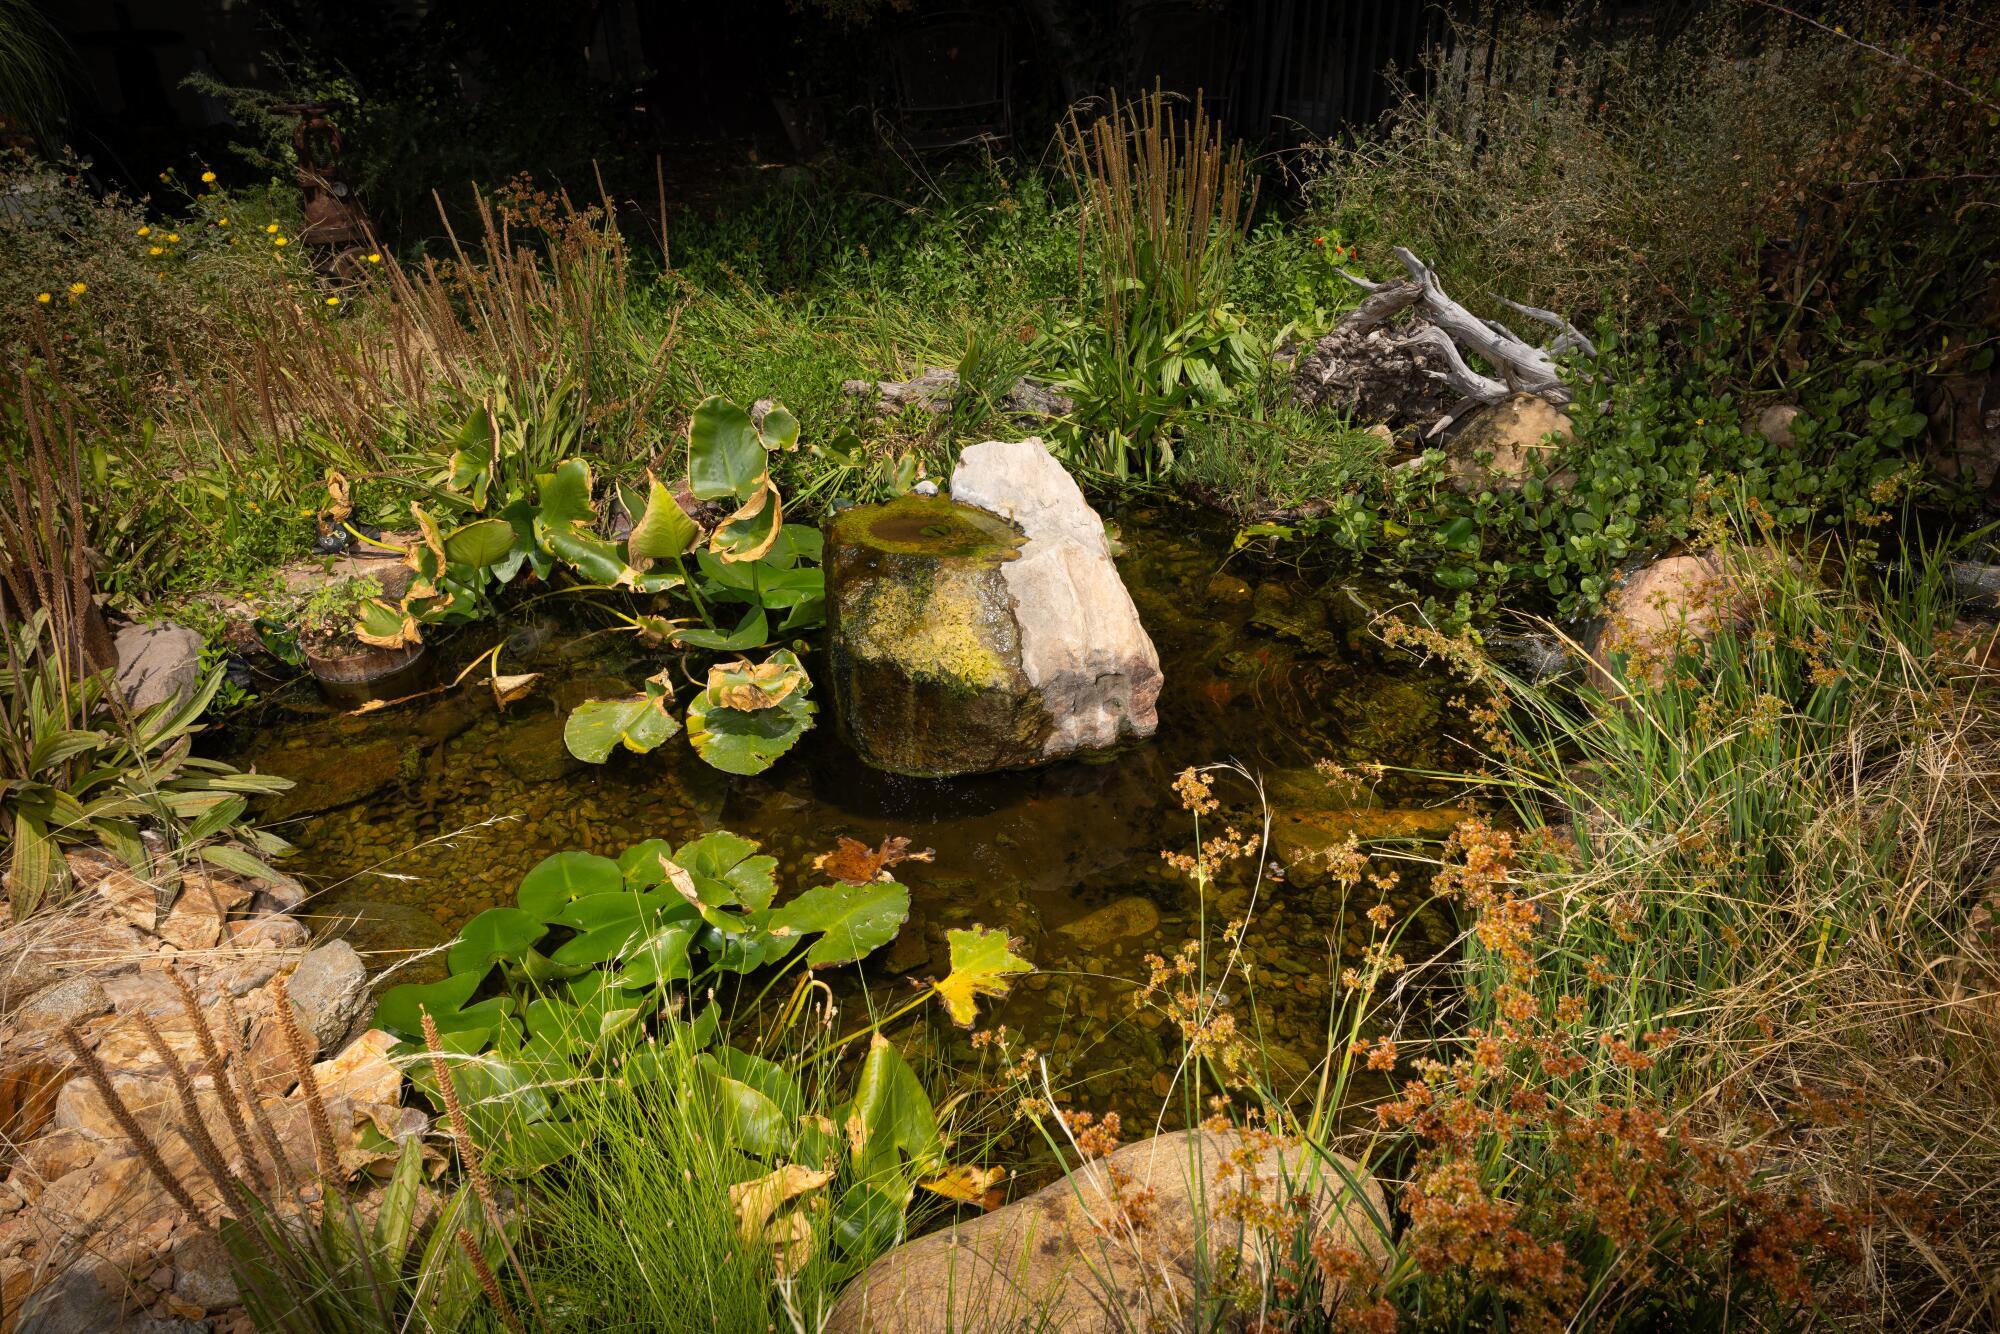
[302,639,430,709]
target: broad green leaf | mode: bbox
[674,606,769,652]
[628,472,701,560]
[766,880,911,967]
[845,1035,941,1184]
[758,404,800,451]
[373,970,514,1042]
[688,395,766,501]
[697,1055,790,1155]
[677,831,778,911]
[516,851,623,917]
[931,926,1033,1026]
[442,517,518,568]
[448,907,549,975]
[616,839,678,887]
[611,923,696,988]
[537,458,596,529]
[541,526,638,588]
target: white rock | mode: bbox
[949,439,1162,759]
[111,622,205,714]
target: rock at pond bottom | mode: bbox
[827,440,1161,776]
[827,1128,1389,1333]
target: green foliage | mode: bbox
[0,614,292,917]
[1306,322,1922,623]
[374,828,1032,1291]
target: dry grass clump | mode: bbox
[1308,1,2000,330]
[1411,533,2000,1328]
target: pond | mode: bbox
[226,500,1468,1126]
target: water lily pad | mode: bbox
[766,880,910,967]
[374,969,515,1043]
[447,906,549,975]
[677,831,779,911]
[710,481,782,564]
[563,673,681,763]
[931,926,1033,1026]
[673,606,769,652]
[517,850,622,916]
[610,923,696,988]
[686,649,816,776]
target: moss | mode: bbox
[830,495,1022,562]
[846,566,1013,692]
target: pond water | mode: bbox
[226,501,1468,1126]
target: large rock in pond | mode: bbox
[827,1128,1389,1333]
[826,439,1161,777]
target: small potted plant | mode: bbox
[256,572,430,707]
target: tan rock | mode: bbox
[949,438,1163,762]
[174,870,253,921]
[0,1060,67,1153]
[1445,393,1573,493]
[96,867,162,930]
[1756,403,1801,448]
[154,900,225,952]
[313,1030,403,1106]
[1589,552,1762,689]
[51,1072,174,1141]
[829,1129,1389,1333]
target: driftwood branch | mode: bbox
[1336,248,1580,408]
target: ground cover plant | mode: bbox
[3,1,1999,1329]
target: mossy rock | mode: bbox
[826,496,1052,777]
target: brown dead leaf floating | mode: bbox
[814,835,935,884]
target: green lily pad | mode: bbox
[688,396,766,502]
[442,517,518,568]
[564,674,681,763]
[628,473,700,560]
[374,970,516,1043]
[517,851,623,917]
[447,907,549,976]
[677,832,778,911]
[766,880,911,967]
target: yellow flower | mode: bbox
[35,292,51,304]
[201,170,216,183]
[166,233,180,243]
[366,252,382,264]
[148,245,164,256]
[265,223,280,234]
[273,236,289,247]
[216,217,228,226]
[136,225,151,237]
[324,295,341,306]
[68,282,86,295]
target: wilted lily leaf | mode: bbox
[815,835,934,885]
[354,597,422,649]
[709,479,782,564]
[730,1166,827,1276]
[686,650,815,776]
[920,1165,1007,1209]
[490,671,540,709]
[931,926,1033,1027]
[706,656,807,712]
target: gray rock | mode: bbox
[286,941,369,1052]
[1756,402,1801,448]
[11,974,111,1028]
[17,1260,124,1334]
[172,1231,240,1310]
[112,621,205,714]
